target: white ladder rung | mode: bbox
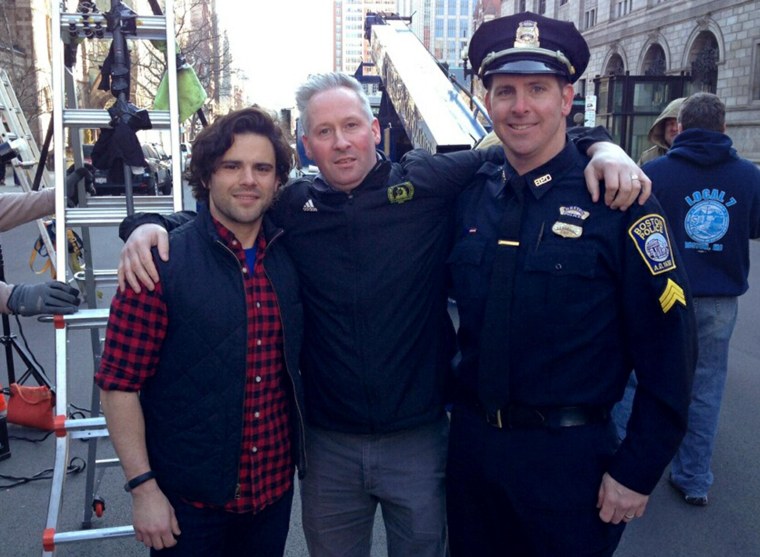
[44,525,135,553]
[74,269,118,288]
[84,195,176,209]
[65,206,174,226]
[94,457,121,468]
[61,12,168,41]
[48,308,110,329]
[63,417,108,440]
[62,108,172,129]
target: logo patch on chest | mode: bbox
[387,182,415,204]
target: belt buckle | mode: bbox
[485,409,503,429]
[527,408,547,428]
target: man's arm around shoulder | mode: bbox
[118,210,196,293]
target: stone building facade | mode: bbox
[496,0,760,163]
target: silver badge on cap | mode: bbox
[514,20,540,49]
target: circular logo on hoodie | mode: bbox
[684,200,729,244]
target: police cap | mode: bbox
[468,12,589,85]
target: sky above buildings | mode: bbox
[217,1,334,110]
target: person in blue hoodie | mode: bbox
[642,92,760,506]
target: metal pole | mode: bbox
[108,0,135,214]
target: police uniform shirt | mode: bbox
[449,139,697,495]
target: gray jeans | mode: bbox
[300,416,449,557]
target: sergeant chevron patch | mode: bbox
[659,278,687,313]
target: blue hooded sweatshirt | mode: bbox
[643,128,760,297]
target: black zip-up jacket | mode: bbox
[274,149,504,433]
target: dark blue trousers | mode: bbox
[447,403,626,557]
[151,487,293,557]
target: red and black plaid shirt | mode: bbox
[96,218,293,514]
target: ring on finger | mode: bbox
[630,174,640,181]
[624,513,635,520]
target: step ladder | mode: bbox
[0,68,57,270]
[43,1,183,554]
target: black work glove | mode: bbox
[7,281,81,316]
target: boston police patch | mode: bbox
[628,214,676,275]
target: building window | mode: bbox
[584,8,597,29]
[436,17,444,36]
[643,44,666,76]
[460,0,470,16]
[538,0,546,14]
[560,0,568,5]
[518,0,527,11]
[690,33,719,93]
[616,0,632,18]
[605,53,625,75]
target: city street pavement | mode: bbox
[1,183,759,556]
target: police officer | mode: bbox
[446,12,697,556]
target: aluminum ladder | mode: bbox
[43,0,183,554]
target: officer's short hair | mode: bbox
[678,92,725,133]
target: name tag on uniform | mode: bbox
[552,206,590,239]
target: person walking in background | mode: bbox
[642,92,760,506]
[638,97,685,165]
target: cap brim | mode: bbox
[484,59,569,79]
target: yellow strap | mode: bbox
[29,242,54,277]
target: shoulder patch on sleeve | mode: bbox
[628,214,677,275]
[659,278,687,313]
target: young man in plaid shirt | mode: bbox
[96,107,305,557]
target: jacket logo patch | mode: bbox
[388,182,415,204]
[302,199,318,212]
[684,188,734,250]
[628,214,676,275]
[659,278,687,313]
